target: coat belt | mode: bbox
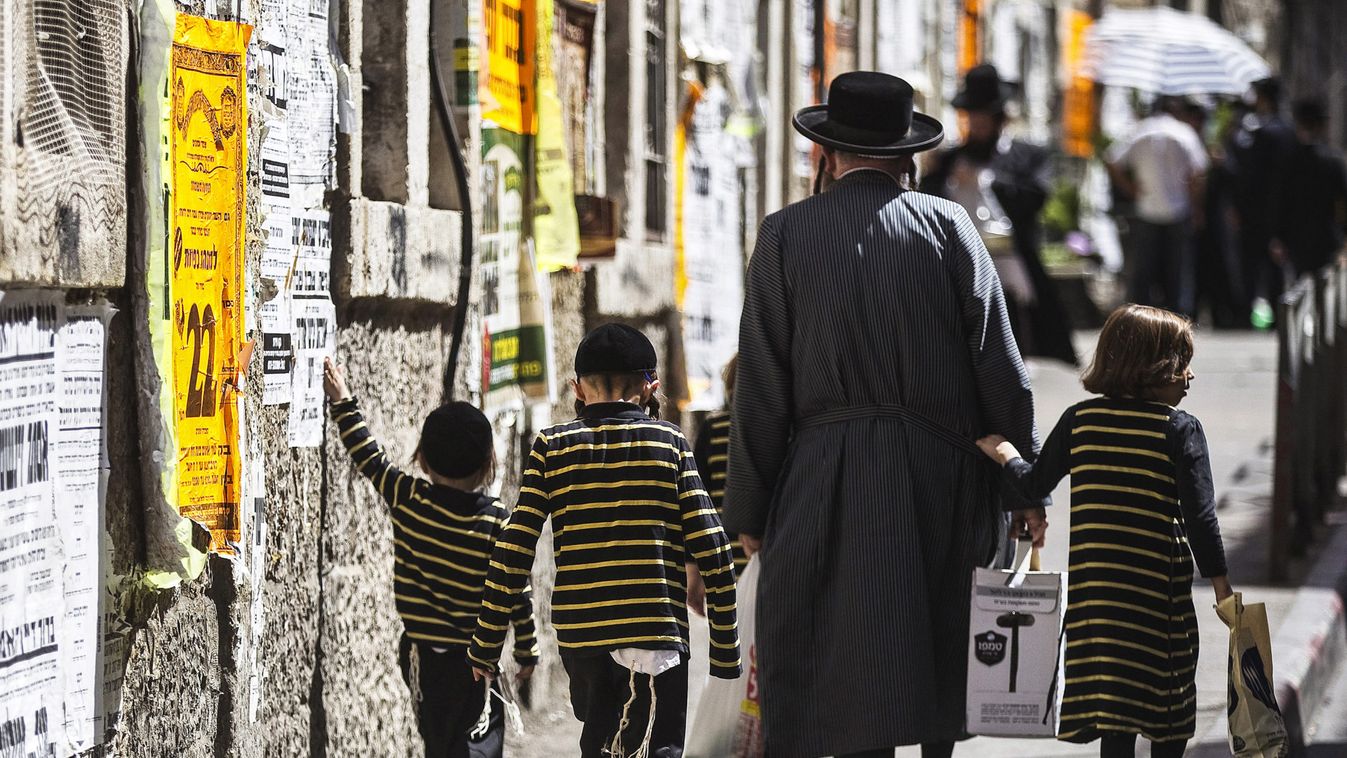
[794,404,981,457]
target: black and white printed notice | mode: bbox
[0,290,63,758]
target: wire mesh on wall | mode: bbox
[15,0,126,240]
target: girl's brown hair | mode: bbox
[1082,305,1194,399]
[722,353,739,407]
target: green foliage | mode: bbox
[1041,180,1081,240]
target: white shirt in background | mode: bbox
[1106,112,1210,224]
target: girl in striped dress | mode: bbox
[977,305,1233,757]
[323,359,538,758]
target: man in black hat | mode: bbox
[724,71,1046,758]
[921,63,1078,366]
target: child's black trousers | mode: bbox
[398,637,502,758]
[562,653,689,758]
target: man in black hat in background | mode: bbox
[725,70,1046,758]
[1228,76,1298,325]
[921,63,1078,366]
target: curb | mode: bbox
[1200,521,1347,752]
[1271,521,1347,751]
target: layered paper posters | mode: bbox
[169,14,250,553]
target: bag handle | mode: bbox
[1006,540,1040,588]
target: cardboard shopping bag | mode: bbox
[966,546,1065,737]
[685,556,764,758]
[1216,593,1289,758]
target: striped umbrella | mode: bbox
[1083,6,1271,96]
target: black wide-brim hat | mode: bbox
[793,71,945,156]
[952,63,1017,112]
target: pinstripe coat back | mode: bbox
[722,169,1041,756]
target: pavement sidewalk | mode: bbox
[508,331,1347,757]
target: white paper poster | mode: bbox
[0,290,64,758]
[260,120,295,406]
[249,12,296,407]
[792,0,818,184]
[682,83,745,411]
[287,208,336,447]
[55,304,112,752]
[244,447,266,724]
[286,0,337,187]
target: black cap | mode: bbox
[574,323,658,377]
[419,401,493,479]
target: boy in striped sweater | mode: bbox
[323,358,538,758]
[468,324,741,758]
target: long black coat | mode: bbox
[723,171,1042,756]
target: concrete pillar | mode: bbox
[360,0,431,205]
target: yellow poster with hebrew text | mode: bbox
[170,15,250,554]
[483,0,538,134]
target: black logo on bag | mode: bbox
[1241,647,1283,715]
[975,631,1007,666]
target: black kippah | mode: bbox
[574,323,658,376]
[419,401,493,479]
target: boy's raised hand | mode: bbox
[323,357,352,402]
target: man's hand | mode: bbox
[685,562,706,617]
[471,666,495,683]
[1012,507,1048,549]
[323,357,352,403]
[740,534,763,558]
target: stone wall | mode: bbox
[0,0,736,755]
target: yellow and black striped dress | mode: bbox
[694,411,749,574]
[1002,398,1227,744]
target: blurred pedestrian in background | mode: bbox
[1106,95,1209,319]
[1271,98,1347,279]
[1227,77,1297,327]
[922,64,1079,367]
[1181,99,1247,329]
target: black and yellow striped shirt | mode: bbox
[468,402,741,679]
[331,398,539,664]
[693,411,749,573]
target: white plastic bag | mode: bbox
[685,556,763,758]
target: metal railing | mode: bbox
[1270,258,1347,581]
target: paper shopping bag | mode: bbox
[1216,593,1289,758]
[966,545,1064,737]
[686,556,764,758]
